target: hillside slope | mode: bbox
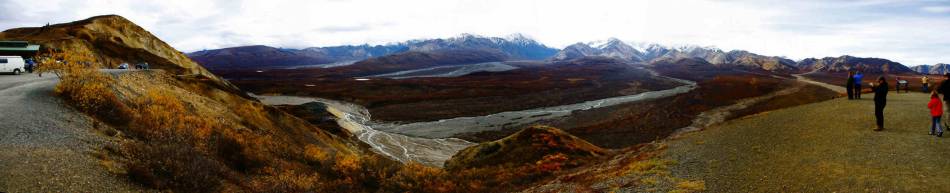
[0,15,373,192]
[0,15,239,92]
[445,125,608,170]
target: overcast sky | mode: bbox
[2,0,949,65]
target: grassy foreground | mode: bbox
[664,92,950,192]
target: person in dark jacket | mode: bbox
[846,71,855,99]
[937,73,950,127]
[870,76,888,131]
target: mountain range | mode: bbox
[188,33,558,70]
[551,39,916,74]
[911,63,950,75]
[796,55,915,74]
[189,35,924,75]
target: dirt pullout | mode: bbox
[664,92,950,192]
[0,74,144,192]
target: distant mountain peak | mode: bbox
[911,63,950,75]
[503,33,532,41]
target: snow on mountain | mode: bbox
[552,38,798,72]
[911,63,950,75]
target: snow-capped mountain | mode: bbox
[553,38,797,71]
[406,33,558,60]
[190,34,559,69]
[188,44,410,70]
[911,63,950,75]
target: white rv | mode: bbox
[0,56,25,75]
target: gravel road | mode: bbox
[793,72,847,93]
[0,72,144,192]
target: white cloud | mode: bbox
[923,6,950,13]
[1,0,948,65]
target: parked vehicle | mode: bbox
[118,63,129,69]
[135,62,149,69]
[0,56,25,75]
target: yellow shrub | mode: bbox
[670,180,706,193]
[333,154,362,173]
[234,101,273,129]
[46,49,132,124]
[129,88,216,141]
[384,163,456,193]
[304,145,329,163]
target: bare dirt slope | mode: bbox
[0,73,144,192]
[664,92,950,192]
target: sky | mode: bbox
[1,0,949,65]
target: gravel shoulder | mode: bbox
[664,92,950,192]
[0,73,144,192]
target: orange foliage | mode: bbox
[384,163,457,193]
[44,49,132,125]
[303,144,329,163]
[333,154,362,174]
[128,88,217,142]
[535,153,569,172]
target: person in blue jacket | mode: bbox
[846,71,855,99]
[25,58,35,73]
[853,72,864,99]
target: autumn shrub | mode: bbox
[125,140,225,193]
[382,163,457,193]
[234,102,273,129]
[303,144,330,165]
[214,130,273,172]
[129,88,216,141]
[44,49,132,124]
[535,153,569,173]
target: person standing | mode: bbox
[929,91,944,137]
[895,77,902,93]
[922,76,930,92]
[25,58,34,73]
[847,71,855,99]
[938,73,950,128]
[854,72,864,99]
[870,76,888,131]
